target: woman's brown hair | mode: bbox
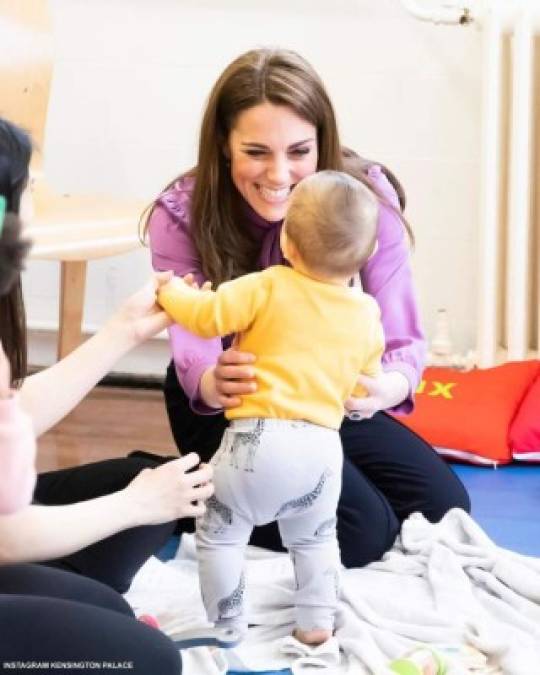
[0,118,32,386]
[146,48,412,285]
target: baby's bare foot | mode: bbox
[293,628,332,646]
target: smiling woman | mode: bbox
[227,102,318,222]
[146,46,470,573]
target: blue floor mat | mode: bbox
[452,463,540,557]
[156,462,539,674]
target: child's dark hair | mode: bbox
[0,118,33,385]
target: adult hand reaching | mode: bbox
[107,271,174,347]
[0,453,214,563]
[200,347,257,409]
[123,452,214,525]
[345,370,409,420]
[19,273,176,437]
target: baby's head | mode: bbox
[281,170,378,279]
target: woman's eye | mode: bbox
[290,147,311,157]
[243,147,311,158]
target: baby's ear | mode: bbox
[282,235,299,266]
[279,224,290,258]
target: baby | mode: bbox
[158,170,386,645]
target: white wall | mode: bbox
[25,0,483,374]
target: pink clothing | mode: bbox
[149,165,426,415]
[0,393,36,514]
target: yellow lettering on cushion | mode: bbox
[428,382,456,399]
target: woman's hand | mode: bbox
[345,371,409,421]
[200,347,257,409]
[0,455,212,562]
[106,272,174,347]
[123,452,214,526]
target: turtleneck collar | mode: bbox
[241,196,284,231]
[240,196,286,269]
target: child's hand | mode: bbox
[155,270,174,289]
[182,273,212,291]
[345,371,409,420]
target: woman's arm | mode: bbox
[360,165,427,414]
[19,275,172,437]
[0,343,36,513]
[0,454,213,563]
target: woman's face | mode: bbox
[227,102,318,222]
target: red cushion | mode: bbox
[397,361,540,465]
[509,373,540,462]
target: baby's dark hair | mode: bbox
[284,170,379,278]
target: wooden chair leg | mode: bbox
[58,260,87,360]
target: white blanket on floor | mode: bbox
[125,509,540,675]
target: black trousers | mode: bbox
[0,564,181,674]
[34,456,177,593]
[164,361,471,567]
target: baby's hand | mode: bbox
[182,273,212,291]
[152,270,175,299]
[154,270,174,290]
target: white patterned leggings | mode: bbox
[195,417,343,636]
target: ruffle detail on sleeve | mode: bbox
[156,176,195,224]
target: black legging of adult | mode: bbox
[0,564,180,674]
[33,456,178,593]
[163,361,471,567]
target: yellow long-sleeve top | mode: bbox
[158,265,384,430]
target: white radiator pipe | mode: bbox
[477,7,503,367]
[400,0,540,31]
[399,0,473,25]
[401,0,538,366]
[506,5,534,361]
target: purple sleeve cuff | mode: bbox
[179,358,224,416]
[168,324,224,415]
